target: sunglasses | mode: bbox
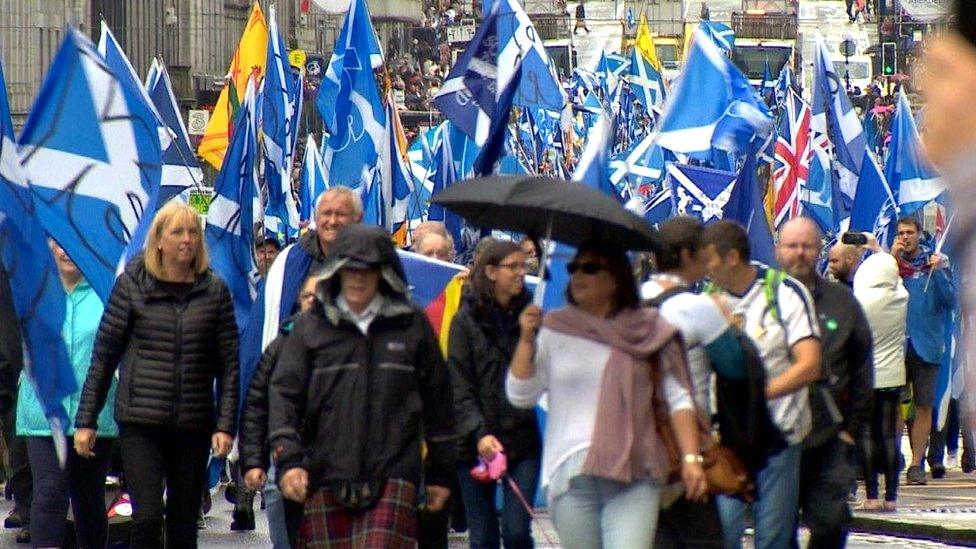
[566,261,607,275]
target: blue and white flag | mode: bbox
[609,130,667,198]
[205,79,260,332]
[700,21,735,54]
[668,163,738,223]
[642,183,674,225]
[263,4,301,242]
[429,122,480,258]
[776,64,795,106]
[656,28,773,158]
[376,95,416,233]
[317,0,386,189]
[886,93,945,215]
[862,109,880,155]
[298,133,328,221]
[573,114,622,201]
[800,131,844,233]
[145,58,203,204]
[19,28,162,304]
[811,33,866,205]
[723,153,777,266]
[0,59,75,460]
[850,150,898,242]
[627,47,666,115]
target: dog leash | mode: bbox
[503,474,558,547]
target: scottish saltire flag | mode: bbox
[19,28,162,304]
[406,123,444,221]
[433,11,499,144]
[376,96,416,233]
[656,28,773,158]
[700,21,735,54]
[573,114,623,201]
[863,109,880,155]
[0,60,75,459]
[724,154,777,266]
[886,93,945,216]
[811,33,865,205]
[429,122,479,257]
[643,184,674,225]
[206,79,260,331]
[289,70,304,154]
[801,130,843,233]
[773,89,811,228]
[609,130,667,199]
[776,64,795,107]
[263,4,300,242]
[146,58,203,203]
[850,150,899,241]
[668,163,738,223]
[298,133,328,221]
[760,58,775,104]
[627,47,666,115]
[317,0,385,189]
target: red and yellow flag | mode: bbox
[198,2,268,170]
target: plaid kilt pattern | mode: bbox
[299,479,418,548]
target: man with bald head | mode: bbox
[775,218,873,548]
[827,243,864,287]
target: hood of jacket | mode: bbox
[853,252,902,293]
[314,225,413,325]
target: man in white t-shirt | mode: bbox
[701,220,822,549]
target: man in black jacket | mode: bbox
[269,225,456,546]
[0,264,31,540]
[776,218,874,548]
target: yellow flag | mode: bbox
[636,16,662,72]
[198,2,268,170]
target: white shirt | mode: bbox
[506,328,693,495]
[720,264,820,445]
[641,277,730,416]
[336,294,384,334]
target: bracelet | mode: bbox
[682,454,704,464]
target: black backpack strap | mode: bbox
[643,285,690,309]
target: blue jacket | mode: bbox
[900,245,956,364]
[16,281,118,437]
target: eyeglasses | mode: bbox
[496,262,529,272]
[566,261,607,275]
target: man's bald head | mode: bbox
[776,217,823,286]
[827,243,864,283]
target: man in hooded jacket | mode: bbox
[269,225,457,547]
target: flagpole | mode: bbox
[924,212,955,292]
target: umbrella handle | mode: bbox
[533,216,554,308]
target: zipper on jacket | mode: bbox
[172,300,188,425]
[360,327,372,483]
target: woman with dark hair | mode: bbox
[507,242,707,547]
[448,240,541,548]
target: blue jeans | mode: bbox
[456,458,539,549]
[551,476,662,549]
[264,465,297,549]
[718,444,802,549]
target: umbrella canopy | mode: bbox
[430,175,661,251]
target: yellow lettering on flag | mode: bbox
[636,16,662,72]
[198,2,269,170]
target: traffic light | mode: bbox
[881,42,897,75]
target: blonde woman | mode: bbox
[74,202,239,548]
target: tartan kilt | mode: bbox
[299,479,418,549]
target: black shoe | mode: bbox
[932,465,947,479]
[906,465,927,485]
[230,507,256,531]
[15,529,29,544]
[224,482,239,505]
[201,490,212,515]
[4,511,24,529]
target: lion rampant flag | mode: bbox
[636,16,663,73]
[197,2,268,170]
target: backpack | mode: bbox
[646,283,787,474]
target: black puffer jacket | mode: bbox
[75,258,239,434]
[447,291,541,463]
[268,225,457,489]
[239,324,290,472]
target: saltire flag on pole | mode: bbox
[885,93,945,216]
[772,88,811,228]
[800,128,844,234]
[379,93,416,240]
[609,131,667,195]
[298,133,328,222]
[626,47,667,116]
[699,21,736,54]
[0,59,75,465]
[18,27,162,304]
[724,153,778,266]
[317,0,386,189]
[656,27,773,159]
[198,2,268,170]
[262,4,301,242]
[205,78,261,332]
[811,32,865,207]
[775,64,795,107]
[850,150,899,241]
[636,15,663,71]
[146,58,203,204]
[668,163,738,223]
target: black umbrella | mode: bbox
[430,175,661,252]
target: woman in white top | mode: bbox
[506,242,708,548]
[853,241,908,512]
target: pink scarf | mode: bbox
[543,305,694,484]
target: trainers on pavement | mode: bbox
[931,465,946,479]
[906,465,927,485]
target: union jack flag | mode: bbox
[773,89,812,228]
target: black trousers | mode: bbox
[795,436,855,549]
[118,424,210,548]
[859,388,902,502]
[27,436,112,548]
[655,497,725,548]
[2,403,31,520]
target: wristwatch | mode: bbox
[682,453,704,464]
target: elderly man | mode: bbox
[827,243,864,287]
[415,232,455,263]
[776,218,873,548]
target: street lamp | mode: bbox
[840,38,856,93]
